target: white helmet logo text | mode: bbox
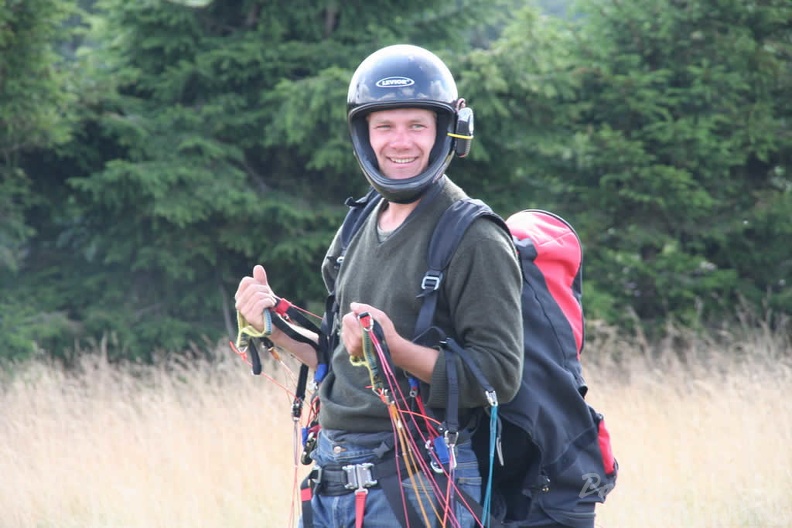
[375,76,415,88]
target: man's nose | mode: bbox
[389,127,411,147]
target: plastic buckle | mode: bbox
[291,397,303,420]
[421,272,443,291]
[309,465,323,489]
[343,463,377,492]
[428,436,451,474]
[273,296,290,317]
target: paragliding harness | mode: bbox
[235,189,618,527]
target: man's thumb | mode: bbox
[253,265,268,285]
[350,302,370,314]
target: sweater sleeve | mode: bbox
[425,217,524,410]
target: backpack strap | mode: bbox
[337,188,383,267]
[314,188,383,385]
[410,198,512,528]
[413,198,509,339]
[412,197,510,408]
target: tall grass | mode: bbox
[586,317,792,528]
[1,322,790,528]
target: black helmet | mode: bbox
[347,44,474,204]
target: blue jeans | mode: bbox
[299,429,482,528]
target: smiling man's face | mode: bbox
[367,108,437,179]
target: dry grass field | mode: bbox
[1,321,790,528]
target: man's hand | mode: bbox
[341,302,439,382]
[234,265,277,333]
[340,302,403,358]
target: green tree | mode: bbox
[566,0,792,326]
[0,0,78,271]
[0,0,80,360]
[12,0,512,360]
[454,0,792,329]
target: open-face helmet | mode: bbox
[347,44,474,204]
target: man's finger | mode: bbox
[350,302,373,315]
[253,264,268,285]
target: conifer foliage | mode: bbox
[1,0,790,360]
[2,0,499,359]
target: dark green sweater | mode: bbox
[319,177,524,433]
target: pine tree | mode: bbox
[16,0,508,359]
[453,0,792,327]
[0,0,80,359]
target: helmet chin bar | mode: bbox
[364,148,454,204]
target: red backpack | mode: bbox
[410,199,617,527]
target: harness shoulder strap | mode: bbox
[410,198,512,528]
[315,189,382,383]
[338,188,382,265]
[412,198,509,340]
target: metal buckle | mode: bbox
[444,430,459,449]
[486,390,499,408]
[342,463,378,492]
[421,272,443,291]
[301,430,318,466]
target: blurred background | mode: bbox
[1,0,790,362]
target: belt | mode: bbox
[300,439,476,528]
[307,456,401,496]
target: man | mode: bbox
[235,44,523,527]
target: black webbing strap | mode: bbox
[444,345,460,440]
[406,198,511,528]
[270,299,321,349]
[339,188,382,259]
[313,189,383,387]
[440,337,497,396]
[246,338,264,375]
[266,301,320,419]
[378,464,426,527]
[412,198,505,339]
